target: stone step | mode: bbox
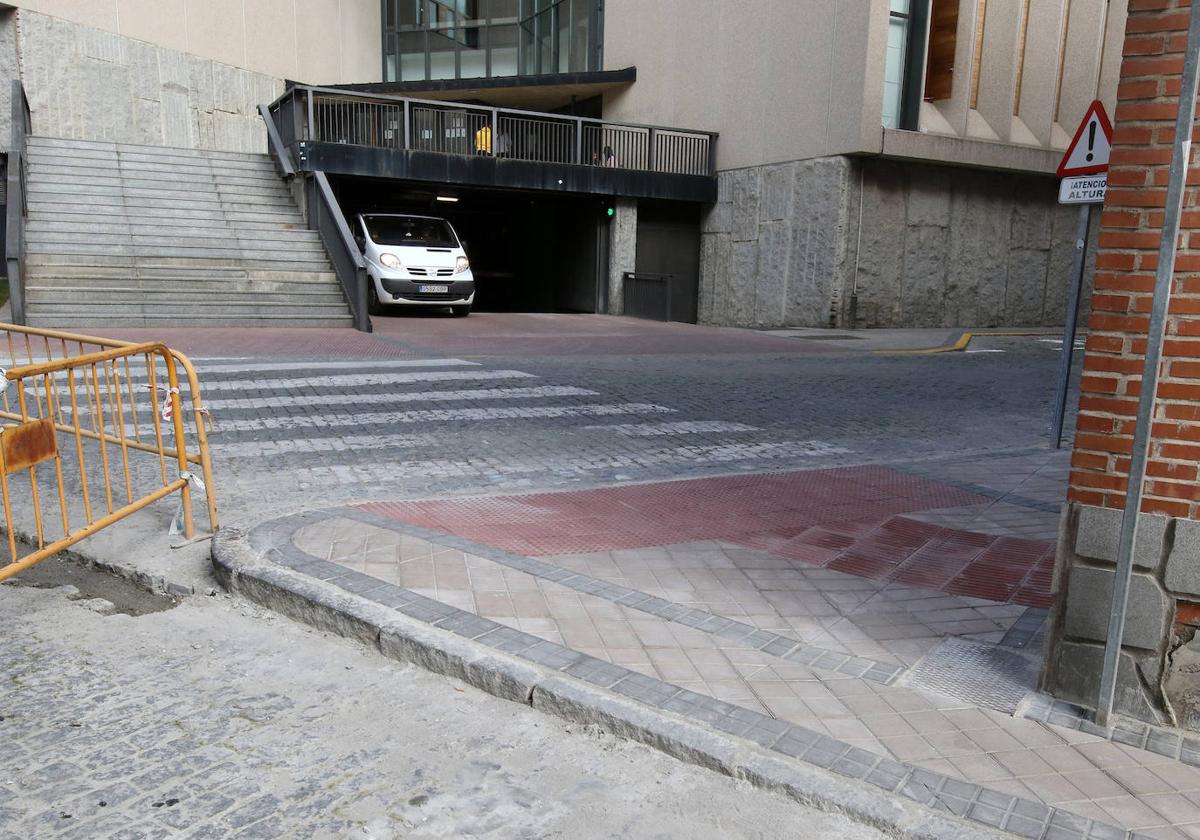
[25,228,323,247]
[25,238,327,256]
[26,268,339,286]
[27,136,276,164]
[28,183,299,207]
[28,204,303,225]
[26,217,308,234]
[27,178,294,202]
[26,287,346,305]
[24,258,335,280]
[26,150,279,173]
[27,313,355,329]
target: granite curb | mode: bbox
[212,524,1019,840]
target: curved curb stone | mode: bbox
[212,527,1011,840]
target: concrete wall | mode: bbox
[600,0,881,171]
[4,0,379,84]
[698,155,1093,330]
[602,1,1124,174]
[10,10,284,153]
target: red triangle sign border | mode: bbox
[1057,99,1114,178]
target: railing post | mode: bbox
[403,99,411,150]
[647,127,656,172]
[707,132,719,176]
[491,108,499,156]
[574,117,583,165]
[7,80,27,325]
[306,88,315,141]
[354,264,371,333]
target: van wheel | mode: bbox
[367,282,384,315]
[451,305,471,317]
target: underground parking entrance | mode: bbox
[330,175,702,321]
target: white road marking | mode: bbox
[583,420,759,436]
[198,385,598,410]
[56,368,537,394]
[123,402,675,435]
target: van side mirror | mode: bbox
[460,240,469,251]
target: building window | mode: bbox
[381,0,601,83]
[882,0,931,130]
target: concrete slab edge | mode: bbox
[210,528,1009,840]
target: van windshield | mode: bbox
[364,216,457,247]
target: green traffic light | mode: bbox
[606,207,615,216]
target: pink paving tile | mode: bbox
[359,466,1058,606]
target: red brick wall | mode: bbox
[1069,0,1200,517]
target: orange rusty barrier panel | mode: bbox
[0,325,218,581]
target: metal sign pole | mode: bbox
[1050,203,1093,448]
[1096,2,1200,728]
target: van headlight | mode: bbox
[380,253,401,268]
[455,256,470,274]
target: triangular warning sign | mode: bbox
[1057,100,1113,177]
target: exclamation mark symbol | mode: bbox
[1086,121,1096,162]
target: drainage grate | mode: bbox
[899,637,1040,714]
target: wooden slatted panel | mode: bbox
[925,0,960,101]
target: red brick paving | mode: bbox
[358,465,1057,607]
[98,314,829,360]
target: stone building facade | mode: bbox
[699,156,1098,329]
[1044,0,1200,731]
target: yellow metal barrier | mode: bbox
[0,324,218,581]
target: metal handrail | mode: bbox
[5,80,31,325]
[271,83,718,137]
[311,170,371,333]
[258,103,295,178]
[266,84,718,177]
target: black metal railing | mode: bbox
[258,102,295,178]
[266,85,718,177]
[307,171,371,333]
[259,105,370,333]
[623,272,673,322]
[5,80,30,324]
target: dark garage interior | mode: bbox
[331,176,612,314]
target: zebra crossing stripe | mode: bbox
[55,369,537,394]
[205,402,675,433]
[116,358,480,378]
[199,385,597,410]
[583,420,759,436]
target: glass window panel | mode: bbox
[889,0,911,13]
[397,0,421,26]
[557,2,569,72]
[460,25,486,76]
[430,51,456,78]
[537,8,553,73]
[569,0,590,71]
[485,0,518,22]
[399,30,427,80]
[882,16,908,129]
[489,23,518,76]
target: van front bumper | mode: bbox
[377,273,475,304]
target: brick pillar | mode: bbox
[1046,0,1200,730]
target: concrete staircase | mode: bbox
[22,137,352,328]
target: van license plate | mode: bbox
[418,285,449,294]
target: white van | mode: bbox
[355,213,475,316]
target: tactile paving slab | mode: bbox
[898,637,1039,714]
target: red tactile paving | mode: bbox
[357,465,1058,606]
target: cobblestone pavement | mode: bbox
[272,508,1200,840]
[0,580,890,840]
[101,315,1080,527]
[8,315,1107,837]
